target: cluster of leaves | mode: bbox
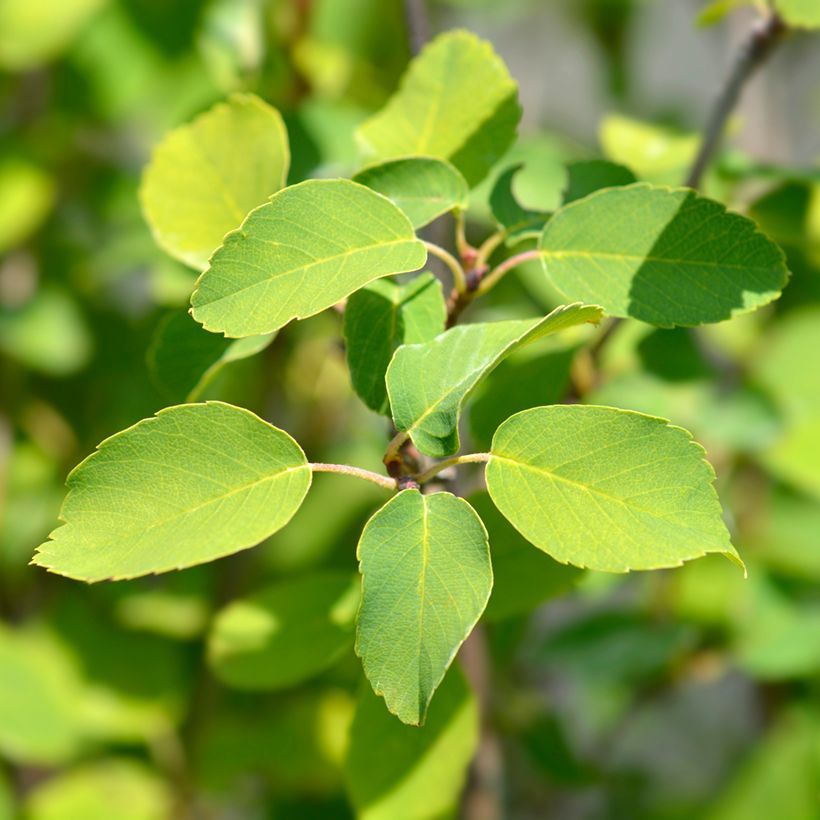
[2,1,820,818]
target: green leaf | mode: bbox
[147,311,275,403]
[140,93,289,270]
[0,157,55,252]
[356,30,521,187]
[762,415,820,501]
[355,490,491,725]
[0,625,83,765]
[489,163,549,239]
[33,402,311,582]
[190,178,426,337]
[468,492,582,622]
[539,184,789,327]
[0,0,105,70]
[208,571,359,690]
[485,405,741,572]
[344,273,446,414]
[775,0,820,28]
[387,303,603,458]
[599,115,700,185]
[344,667,478,820]
[24,760,173,820]
[562,159,636,204]
[353,157,469,229]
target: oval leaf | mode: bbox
[387,303,603,458]
[357,30,521,187]
[539,184,789,327]
[775,0,820,28]
[190,179,427,337]
[140,93,289,270]
[356,490,492,726]
[208,571,359,690]
[353,157,468,229]
[486,405,742,573]
[344,272,446,414]
[33,402,311,582]
[148,311,275,403]
[344,666,478,820]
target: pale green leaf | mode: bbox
[353,157,468,229]
[775,0,820,28]
[140,93,289,270]
[387,303,603,457]
[762,414,820,501]
[0,0,105,70]
[24,760,173,820]
[33,402,311,582]
[147,311,275,403]
[344,667,478,820]
[489,163,549,239]
[344,272,446,414]
[0,157,55,251]
[539,184,788,327]
[599,115,700,185]
[356,490,491,725]
[356,30,520,187]
[562,159,636,204]
[0,625,83,765]
[208,571,359,690]
[190,178,426,337]
[486,405,741,572]
[468,492,582,622]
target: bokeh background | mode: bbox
[1,1,819,818]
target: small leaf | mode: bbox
[356,490,491,725]
[148,311,275,403]
[208,571,359,690]
[24,759,173,820]
[353,157,468,229]
[387,303,603,458]
[468,492,582,622]
[357,30,521,187]
[775,0,820,28]
[190,179,426,337]
[562,159,636,204]
[344,667,478,820]
[485,405,742,572]
[539,184,789,327]
[33,402,311,582]
[489,163,549,239]
[344,273,446,414]
[140,93,290,270]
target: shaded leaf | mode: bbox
[357,30,520,187]
[344,272,446,414]
[191,178,426,337]
[353,157,468,229]
[486,405,741,572]
[469,492,582,622]
[147,311,274,403]
[344,667,478,820]
[33,402,311,582]
[208,572,359,690]
[562,158,636,204]
[356,490,491,725]
[387,303,602,457]
[489,163,549,239]
[539,184,788,327]
[140,93,289,269]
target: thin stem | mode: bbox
[685,10,786,189]
[424,240,468,294]
[404,0,429,55]
[310,463,396,490]
[475,230,506,270]
[383,430,410,468]
[415,453,490,485]
[476,249,542,296]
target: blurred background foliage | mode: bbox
[0,0,819,818]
